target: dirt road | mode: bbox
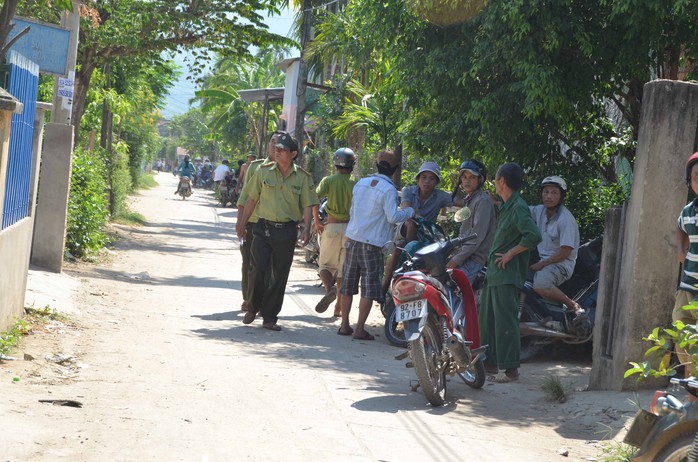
[1,173,648,461]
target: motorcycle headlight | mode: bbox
[392,279,426,302]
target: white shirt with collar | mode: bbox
[345,174,414,247]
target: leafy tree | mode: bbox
[21,0,293,141]
[194,48,287,158]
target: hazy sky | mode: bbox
[161,9,296,119]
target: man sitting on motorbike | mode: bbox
[381,161,453,294]
[529,175,583,315]
[446,159,496,284]
[175,155,196,195]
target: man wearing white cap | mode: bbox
[382,161,453,294]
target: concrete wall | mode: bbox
[0,219,34,330]
[590,80,698,390]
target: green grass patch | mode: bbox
[0,305,65,356]
[113,209,146,226]
[136,173,158,189]
[598,441,636,461]
[541,375,574,402]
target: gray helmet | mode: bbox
[333,148,356,169]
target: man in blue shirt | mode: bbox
[338,150,414,340]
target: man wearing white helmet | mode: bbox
[382,161,453,294]
[529,175,582,314]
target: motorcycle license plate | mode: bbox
[395,299,428,322]
[623,409,659,448]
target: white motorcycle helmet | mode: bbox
[540,175,567,196]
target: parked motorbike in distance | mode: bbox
[177,176,193,200]
[624,376,698,461]
[219,173,238,207]
[196,170,215,189]
[517,236,602,360]
[382,217,448,347]
[391,234,487,406]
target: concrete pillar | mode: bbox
[590,80,698,390]
[30,123,73,272]
[28,102,52,216]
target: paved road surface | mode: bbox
[1,173,646,461]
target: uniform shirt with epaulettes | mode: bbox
[245,161,319,224]
[236,158,269,223]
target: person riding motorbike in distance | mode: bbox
[175,155,196,195]
[528,175,583,315]
[446,159,496,284]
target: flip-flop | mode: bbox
[337,327,354,336]
[488,372,519,383]
[352,331,375,341]
[315,288,337,313]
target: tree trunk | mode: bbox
[72,48,98,140]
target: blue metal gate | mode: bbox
[1,50,38,229]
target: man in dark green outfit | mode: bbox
[480,163,541,383]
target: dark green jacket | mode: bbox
[485,191,542,287]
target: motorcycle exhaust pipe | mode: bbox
[519,322,576,339]
[445,335,470,372]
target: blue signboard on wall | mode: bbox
[7,16,70,76]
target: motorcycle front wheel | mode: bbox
[457,358,486,389]
[410,316,446,406]
[383,298,408,348]
[652,432,696,462]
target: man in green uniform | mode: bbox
[236,131,284,312]
[235,133,319,331]
[480,162,542,383]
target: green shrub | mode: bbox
[66,148,110,258]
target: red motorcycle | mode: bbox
[391,235,487,406]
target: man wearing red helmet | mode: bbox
[673,152,698,376]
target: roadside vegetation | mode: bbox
[0,306,66,356]
[7,1,696,255]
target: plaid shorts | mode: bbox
[340,239,384,301]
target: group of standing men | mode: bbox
[231,131,583,383]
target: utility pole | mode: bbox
[294,0,312,166]
[31,0,80,272]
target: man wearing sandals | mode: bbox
[338,150,414,340]
[314,148,358,317]
[479,163,541,382]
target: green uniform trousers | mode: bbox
[249,221,297,324]
[478,283,521,370]
[240,222,254,302]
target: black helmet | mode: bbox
[333,148,356,169]
[459,159,487,181]
[184,155,190,162]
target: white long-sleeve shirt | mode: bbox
[345,174,414,247]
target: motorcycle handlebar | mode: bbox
[449,234,477,249]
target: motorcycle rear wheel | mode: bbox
[653,432,695,462]
[383,298,408,348]
[410,317,446,406]
[457,358,486,389]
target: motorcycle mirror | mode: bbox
[454,207,472,223]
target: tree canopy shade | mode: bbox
[20,0,294,138]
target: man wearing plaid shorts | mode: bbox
[338,150,414,340]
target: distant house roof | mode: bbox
[237,88,285,103]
